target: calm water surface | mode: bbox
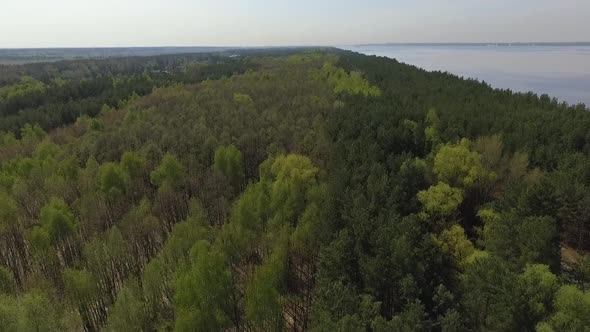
[343,45,590,106]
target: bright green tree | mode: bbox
[537,285,590,331]
[433,224,485,270]
[417,182,464,217]
[174,241,234,331]
[515,264,558,330]
[150,154,185,189]
[267,154,318,227]
[433,138,495,188]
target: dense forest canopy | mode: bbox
[0,48,589,331]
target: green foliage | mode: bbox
[433,225,482,270]
[434,138,495,188]
[213,144,245,190]
[0,49,589,331]
[228,182,269,244]
[105,280,148,332]
[0,191,18,234]
[0,76,45,101]
[33,141,61,160]
[372,302,428,332]
[0,267,14,294]
[120,151,146,180]
[20,123,46,143]
[310,281,365,331]
[150,154,185,189]
[160,202,213,267]
[516,264,558,329]
[517,216,558,267]
[142,257,166,303]
[98,162,128,199]
[89,118,104,131]
[245,231,289,331]
[0,77,46,119]
[267,154,319,227]
[291,183,331,255]
[480,209,559,269]
[417,182,464,217]
[174,241,234,331]
[0,295,19,331]
[320,63,381,97]
[29,227,51,254]
[538,285,590,332]
[233,93,253,105]
[39,197,76,243]
[576,255,590,290]
[424,109,441,148]
[63,268,97,304]
[461,255,518,331]
[19,291,62,332]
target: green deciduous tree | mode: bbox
[120,151,146,181]
[537,285,590,332]
[151,154,185,189]
[19,291,62,332]
[245,234,289,331]
[39,197,76,244]
[174,241,234,331]
[213,145,245,192]
[417,182,464,218]
[433,225,484,270]
[515,264,558,330]
[267,154,319,228]
[320,63,381,97]
[105,280,148,332]
[63,268,97,304]
[0,295,18,331]
[434,138,495,188]
[98,162,127,199]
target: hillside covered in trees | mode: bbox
[0,48,589,331]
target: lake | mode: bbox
[343,44,590,106]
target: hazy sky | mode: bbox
[1,0,589,48]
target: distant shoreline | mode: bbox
[346,44,590,106]
[355,42,590,47]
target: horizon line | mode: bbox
[2,42,590,50]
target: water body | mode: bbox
[343,44,590,106]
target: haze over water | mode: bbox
[344,44,590,106]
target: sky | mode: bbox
[1,0,589,48]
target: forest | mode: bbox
[0,48,589,331]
